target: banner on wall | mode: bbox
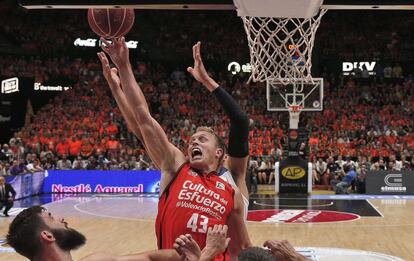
[43,170,161,193]
[366,171,414,195]
[5,171,45,199]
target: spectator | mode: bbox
[330,164,356,194]
[315,158,328,186]
[56,154,72,170]
[9,160,27,176]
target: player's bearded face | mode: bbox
[51,227,86,251]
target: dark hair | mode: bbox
[7,206,47,259]
[343,164,350,173]
[238,247,275,261]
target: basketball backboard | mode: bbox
[267,78,324,112]
[18,0,414,9]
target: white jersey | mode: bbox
[219,168,249,221]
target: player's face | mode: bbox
[188,131,223,171]
[40,210,86,251]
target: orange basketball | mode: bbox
[87,8,135,38]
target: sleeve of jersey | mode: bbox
[212,86,249,158]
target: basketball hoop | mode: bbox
[235,0,326,84]
[288,105,303,129]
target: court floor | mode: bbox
[0,193,413,261]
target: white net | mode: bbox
[241,9,327,84]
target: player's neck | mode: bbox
[193,165,218,176]
[35,247,73,261]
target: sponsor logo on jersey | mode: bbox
[187,169,198,177]
[247,209,360,223]
[216,181,225,190]
[177,180,230,220]
[281,166,306,180]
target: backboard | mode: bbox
[267,78,323,112]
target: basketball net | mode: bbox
[241,9,327,84]
[288,105,302,129]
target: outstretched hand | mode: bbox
[173,234,201,261]
[97,51,120,89]
[100,37,130,69]
[204,224,231,256]
[187,41,218,92]
[263,240,310,261]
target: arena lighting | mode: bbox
[19,0,414,10]
[74,38,138,49]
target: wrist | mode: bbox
[117,61,132,70]
[202,78,219,92]
[200,247,217,261]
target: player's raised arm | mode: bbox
[188,42,250,199]
[100,37,186,193]
[97,52,142,141]
[97,52,158,169]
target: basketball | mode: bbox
[87,8,135,38]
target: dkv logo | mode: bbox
[281,166,306,180]
[342,61,376,76]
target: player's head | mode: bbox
[0,176,5,185]
[238,247,275,261]
[7,206,86,260]
[188,127,226,172]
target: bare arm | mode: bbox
[79,250,181,261]
[188,42,250,199]
[264,240,311,261]
[97,52,143,141]
[97,52,158,169]
[226,188,252,260]
[100,38,186,192]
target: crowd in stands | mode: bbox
[0,2,413,189]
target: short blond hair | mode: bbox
[195,126,226,170]
[195,126,226,153]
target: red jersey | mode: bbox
[156,163,234,260]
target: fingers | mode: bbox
[175,234,191,247]
[100,37,112,54]
[111,68,118,75]
[100,37,112,47]
[97,52,108,65]
[263,240,292,251]
[113,36,126,47]
[175,237,186,247]
[208,224,228,236]
[192,43,197,61]
[225,237,231,248]
[101,45,110,54]
[196,41,202,61]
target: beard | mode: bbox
[51,228,87,251]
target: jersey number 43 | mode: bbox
[187,213,209,233]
